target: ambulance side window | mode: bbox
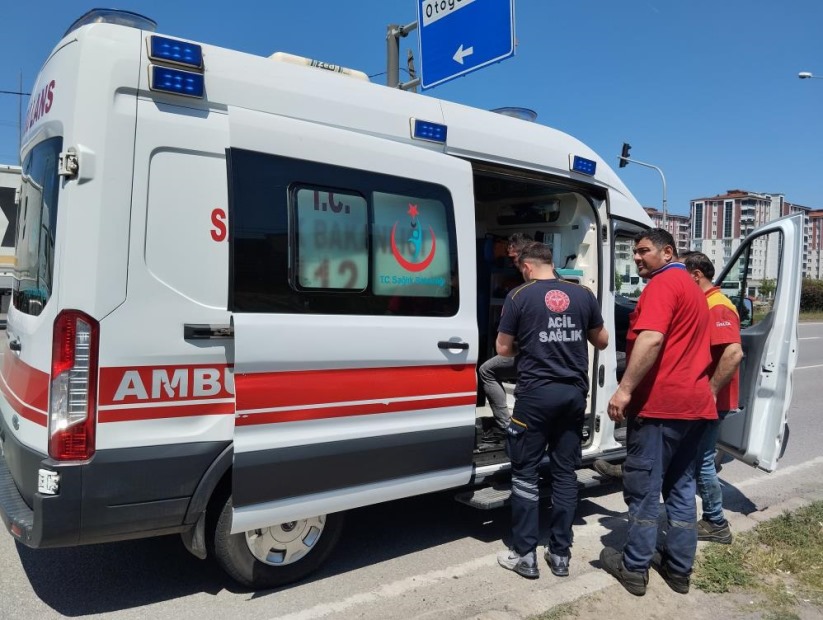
[294,187,369,291]
[13,136,62,316]
[229,148,458,316]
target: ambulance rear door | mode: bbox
[714,212,803,472]
[227,107,478,532]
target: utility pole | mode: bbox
[618,143,668,226]
[386,21,420,91]
[1,77,29,165]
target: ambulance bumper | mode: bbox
[0,415,229,548]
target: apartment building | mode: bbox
[644,207,690,255]
[809,210,823,280]
[689,190,812,298]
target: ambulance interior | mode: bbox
[470,163,605,465]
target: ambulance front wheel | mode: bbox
[212,495,345,589]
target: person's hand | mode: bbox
[608,386,631,423]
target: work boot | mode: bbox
[651,550,691,594]
[593,459,624,480]
[544,548,571,577]
[599,547,648,596]
[697,518,733,544]
[497,548,539,579]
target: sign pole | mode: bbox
[386,21,419,90]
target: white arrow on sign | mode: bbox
[453,44,474,65]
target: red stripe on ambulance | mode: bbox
[0,340,49,426]
[235,363,477,425]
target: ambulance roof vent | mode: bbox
[270,52,370,81]
[65,8,157,37]
[490,107,538,122]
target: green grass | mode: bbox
[799,311,823,322]
[694,501,823,617]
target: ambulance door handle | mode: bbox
[438,340,469,350]
[184,323,234,340]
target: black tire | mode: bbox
[212,495,344,590]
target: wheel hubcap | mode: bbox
[245,515,326,566]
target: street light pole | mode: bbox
[619,153,668,227]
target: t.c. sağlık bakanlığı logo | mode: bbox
[390,203,436,272]
[545,289,571,313]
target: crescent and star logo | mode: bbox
[390,203,437,272]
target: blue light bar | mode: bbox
[570,155,597,176]
[149,35,203,69]
[411,119,447,144]
[150,66,205,98]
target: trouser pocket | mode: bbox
[505,417,528,466]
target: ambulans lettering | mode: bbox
[24,80,56,133]
[210,208,227,241]
[111,366,234,402]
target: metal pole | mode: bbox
[386,21,419,90]
[386,24,400,88]
[620,157,668,226]
[18,72,23,164]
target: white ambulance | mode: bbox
[0,9,803,589]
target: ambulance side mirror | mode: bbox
[736,297,754,329]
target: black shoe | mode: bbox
[697,519,733,544]
[651,550,690,594]
[593,459,624,480]
[482,427,507,442]
[544,549,571,577]
[497,548,539,579]
[599,547,648,596]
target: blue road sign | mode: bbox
[417,0,515,90]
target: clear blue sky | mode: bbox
[2,1,822,215]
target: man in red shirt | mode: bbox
[600,229,716,596]
[681,251,743,544]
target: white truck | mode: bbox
[0,8,803,589]
[0,164,21,318]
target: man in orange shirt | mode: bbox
[681,251,743,544]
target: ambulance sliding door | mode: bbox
[227,107,478,532]
[714,213,803,473]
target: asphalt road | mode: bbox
[1,322,821,620]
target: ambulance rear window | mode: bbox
[13,137,62,316]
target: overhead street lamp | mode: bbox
[798,71,823,80]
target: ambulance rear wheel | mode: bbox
[212,495,345,590]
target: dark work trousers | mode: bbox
[622,416,708,575]
[507,382,585,557]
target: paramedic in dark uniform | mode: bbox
[495,242,608,579]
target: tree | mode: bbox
[615,272,623,293]
[759,278,776,299]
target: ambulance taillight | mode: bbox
[49,311,99,461]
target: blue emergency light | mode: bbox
[149,35,203,69]
[411,119,448,144]
[150,66,205,98]
[570,155,597,176]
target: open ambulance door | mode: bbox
[714,212,804,473]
